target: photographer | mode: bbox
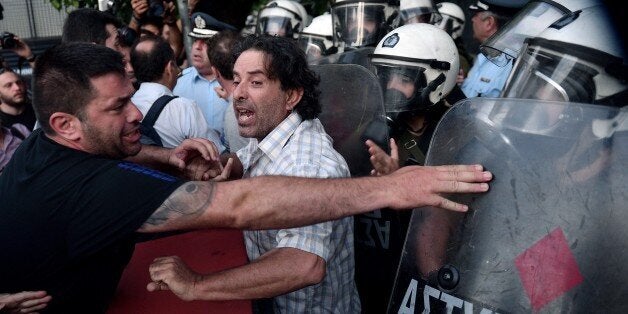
[129,0,183,65]
[1,32,36,69]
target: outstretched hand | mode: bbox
[384,164,492,212]
[366,138,399,176]
[0,291,51,313]
[147,256,202,301]
[169,138,223,181]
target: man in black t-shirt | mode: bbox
[0,42,492,313]
[0,68,36,131]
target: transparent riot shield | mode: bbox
[389,98,628,313]
[313,63,388,177]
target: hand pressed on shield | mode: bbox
[366,138,399,176]
[383,164,492,212]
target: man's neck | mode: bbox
[0,102,24,116]
[196,67,215,81]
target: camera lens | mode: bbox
[147,0,164,17]
[1,32,17,50]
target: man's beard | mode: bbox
[82,121,139,159]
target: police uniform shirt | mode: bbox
[461,53,513,98]
[173,67,229,145]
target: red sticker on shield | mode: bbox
[515,227,583,311]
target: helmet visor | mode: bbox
[298,35,327,62]
[257,16,293,37]
[374,64,427,113]
[401,7,441,25]
[481,1,573,66]
[502,41,598,103]
[332,3,386,48]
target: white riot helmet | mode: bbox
[256,0,309,38]
[481,0,603,66]
[501,5,627,106]
[370,23,459,116]
[435,2,465,40]
[298,12,337,63]
[400,0,441,25]
[330,0,400,49]
[241,11,258,35]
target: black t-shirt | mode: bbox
[0,129,185,313]
[0,103,37,131]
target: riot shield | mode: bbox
[389,98,628,313]
[313,63,388,177]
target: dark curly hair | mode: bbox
[232,34,321,120]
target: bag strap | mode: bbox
[9,126,26,140]
[142,95,178,128]
[398,130,426,166]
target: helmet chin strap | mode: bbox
[419,73,446,108]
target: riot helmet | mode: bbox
[241,11,258,35]
[256,0,309,38]
[400,0,441,25]
[298,12,337,63]
[370,23,459,124]
[330,0,400,49]
[435,2,465,40]
[501,5,627,106]
[481,0,603,66]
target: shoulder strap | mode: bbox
[139,95,178,146]
[142,95,178,127]
[9,126,26,140]
[398,131,426,166]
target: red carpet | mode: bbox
[108,229,252,314]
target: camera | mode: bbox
[118,26,138,47]
[0,32,17,49]
[146,0,173,18]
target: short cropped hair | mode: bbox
[62,8,122,45]
[207,30,240,80]
[33,42,125,134]
[131,35,174,83]
[232,35,321,120]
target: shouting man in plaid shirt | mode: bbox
[149,34,361,313]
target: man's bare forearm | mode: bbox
[192,248,324,300]
[139,165,491,233]
[126,145,171,169]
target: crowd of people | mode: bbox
[0,0,625,313]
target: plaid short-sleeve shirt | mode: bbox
[237,112,360,313]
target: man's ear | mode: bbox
[164,60,175,78]
[285,88,304,111]
[211,65,222,80]
[49,112,82,141]
[486,15,498,31]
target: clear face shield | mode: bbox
[400,6,442,25]
[480,1,578,67]
[257,16,294,37]
[298,35,327,62]
[502,39,598,104]
[332,3,387,48]
[373,64,428,127]
[435,14,463,39]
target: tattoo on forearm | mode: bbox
[143,182,215,227]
